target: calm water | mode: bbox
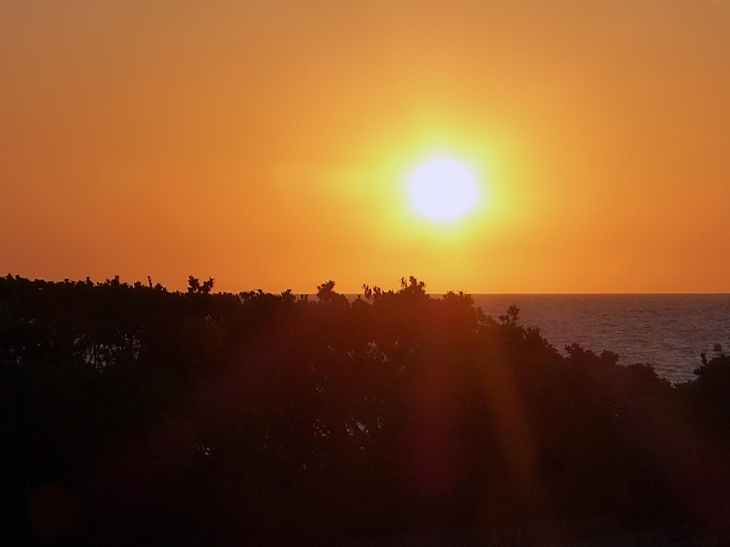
[473,294,730,384]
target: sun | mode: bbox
[406,156,480,222]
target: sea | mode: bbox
[472,294,730,384]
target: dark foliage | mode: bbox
[2,274,730,546]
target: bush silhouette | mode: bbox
[1,274,729,545]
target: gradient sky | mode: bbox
[2,1,729,293]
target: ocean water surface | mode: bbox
[472,294,730,384]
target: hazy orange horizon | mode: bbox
[2,1,729,294]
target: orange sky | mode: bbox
[2,1,729,293]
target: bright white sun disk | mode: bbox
[407,157,479,222]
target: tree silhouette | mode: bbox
[1,274,729,545]
[187,275,214,294]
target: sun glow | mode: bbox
[406,157,481,222]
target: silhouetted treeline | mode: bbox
[2,274,730,546]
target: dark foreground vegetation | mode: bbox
[2,275,730,546]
